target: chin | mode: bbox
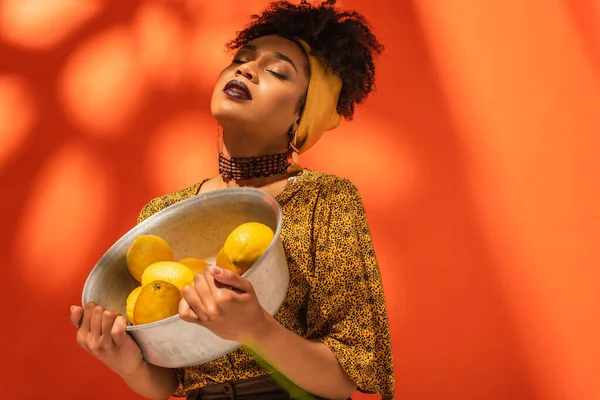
[211,98,255,126]
[212,103,241,123]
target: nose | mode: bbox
[235,63,258,84]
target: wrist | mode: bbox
[242,310,279,347]
[115,356,147,378]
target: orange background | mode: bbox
[1,0,599,399]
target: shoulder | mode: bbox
[302,169,363,201]
[298,170,365,215]
[137,180,206,224]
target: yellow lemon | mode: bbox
[133,280,181,325]
[216,247,245,275]
[141,261,195,290]
[178,257,208,276]
[125,286,143,324]
[126,235,174,282]
[222,222,274,271]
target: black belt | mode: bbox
[185,374,327,400]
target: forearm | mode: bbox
[247,313,356,399]
[118,361,178,400]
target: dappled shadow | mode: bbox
[3,0,594,399]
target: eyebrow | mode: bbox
[240,44,298,73]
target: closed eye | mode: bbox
[232,57,287,80]
[268,70,287,80]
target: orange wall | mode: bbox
[1,0,598,399]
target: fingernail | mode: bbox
[70,305,76,312]
[211,265,223,275]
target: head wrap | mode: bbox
[293,39,343,154]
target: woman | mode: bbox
[70,1,394,399]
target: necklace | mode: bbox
[218,151,292,180]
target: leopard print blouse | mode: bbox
[137,169,395,399]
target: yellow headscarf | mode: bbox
[294,39,342,154]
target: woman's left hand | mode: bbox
[179,265,271,343]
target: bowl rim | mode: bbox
[80,186,284,331]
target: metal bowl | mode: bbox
[81,187,289,368]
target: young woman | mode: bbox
[70,1,395,399]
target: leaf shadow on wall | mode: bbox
[0,1,219,398]
[0,0,545,399]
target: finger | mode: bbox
[204,267,235,302]
[79,303,96,334]
[70,305,84,328]
[75,310,90,352]
[110,315,128,346]
[183,282,210,321]
[178,297,200,324]
[196,272,220,319]
[89,306,104,338]
[210,265,252,294]
[101,310,120,347]
[76,331,91,354]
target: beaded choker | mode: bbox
[218,151,292,180]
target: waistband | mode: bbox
[185,374,326,400]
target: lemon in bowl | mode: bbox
[133,280,182,325]
[141,261,195,290]
[221,222,274,273]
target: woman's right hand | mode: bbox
[70,303,145,377]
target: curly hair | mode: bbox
[226,0,383,120]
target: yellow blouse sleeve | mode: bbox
[305,179,395,399]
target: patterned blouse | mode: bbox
[137,169,395,399]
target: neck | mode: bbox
[218,149,292,182]
[218,171,290,188]
[210,169,295,201]
[216,124,300,182]
[222,140,286,159]
[220,125,287,158]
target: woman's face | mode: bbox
[211,35,309,152]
